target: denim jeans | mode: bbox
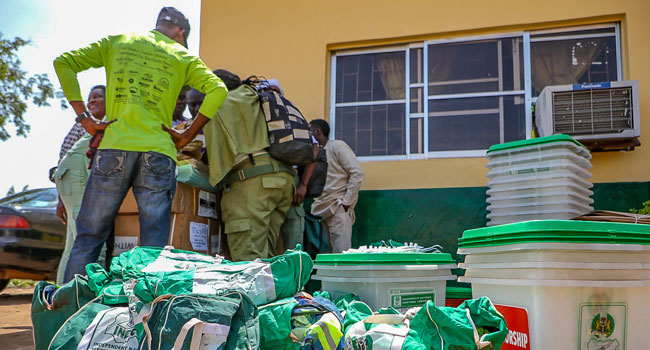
[64,149,176,282]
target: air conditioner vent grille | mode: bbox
[552,87,633,135]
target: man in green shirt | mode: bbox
[53,7,228,282]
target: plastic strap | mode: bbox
[465,308,492,349]
[425,303,444,350]
[142,294,173,350]
[173,318,204,350]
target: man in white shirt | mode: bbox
[309,119,364,252]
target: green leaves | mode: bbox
[0,31,65,141]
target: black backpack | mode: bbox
[298,147,328,198]
[258,89,315,166]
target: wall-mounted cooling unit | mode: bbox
[535,80,640,151]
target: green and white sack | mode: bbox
[407,297,508,350]
[90,246,312,306]
[32,275,99,350]
[140,291,259,350]
[46,299,135,350]
[345,308,415,350]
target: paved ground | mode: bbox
[0,286,35,350]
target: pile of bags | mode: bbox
[32,246,508,350]
[259,293,508,350]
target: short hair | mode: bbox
[310,119,330,138]
[88,85,105,98]
[187,87,205,99]
[213,69,242,91]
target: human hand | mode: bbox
[162,124,192,149]
[293,184,307,206]
[56,197,67,225]
[81,118,116,136]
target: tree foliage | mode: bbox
[0,31,66,141]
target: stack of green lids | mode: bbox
[459,220,650,248]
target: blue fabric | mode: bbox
[64,149,176,282]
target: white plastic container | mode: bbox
[487,148,592,170]
[487,206,592,226]
[486,158,592,180]
[487,171,593,193]
[458,220,650,349]
[486,180,593,199]
[312,253,456,310]
[486,139,591,161]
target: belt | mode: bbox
[218,161,296,190]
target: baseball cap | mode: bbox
[156,6,191,48]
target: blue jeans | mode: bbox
[64,149,176,282]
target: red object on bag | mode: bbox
[86,131,105,168]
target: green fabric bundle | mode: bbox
[31,275,99,350]
[89,246,312,306]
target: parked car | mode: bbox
[0,187,65,291]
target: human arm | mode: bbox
[69,101,116,136]
[185,57,228,119]
[293,145,321,205]
[56,196,67,225]
[337,143,365,210]
[162,114,210,149]
[54,38,115,134]
[53,38,106,104]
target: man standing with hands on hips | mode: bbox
[53,7,228,282]
[309,119,364,253]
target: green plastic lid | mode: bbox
[314,252,456,265]
[459,220,650,248]
[487,134,586,154]
[446,286,473,299]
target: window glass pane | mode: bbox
[336,52,405,103]
[335,104,405,156]
[428,95,524,151]
[410,118,424,154]
[409,48,423,84]
[427,37,523,95]
[531,34,618,96]
[410,87,424,114]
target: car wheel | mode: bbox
[0,279,8,293]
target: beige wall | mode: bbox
[200,0,650,190]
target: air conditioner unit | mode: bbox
[535,80,640,151]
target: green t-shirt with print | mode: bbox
[54,30,227,161]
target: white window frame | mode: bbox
[329,23,623,162]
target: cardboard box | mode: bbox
[113,214,140,256]
[113,213,224,256]
[169,214,221,253]
[118,182,220,219]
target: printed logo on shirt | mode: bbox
[142,73,153,82]
[157,78,169,89]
